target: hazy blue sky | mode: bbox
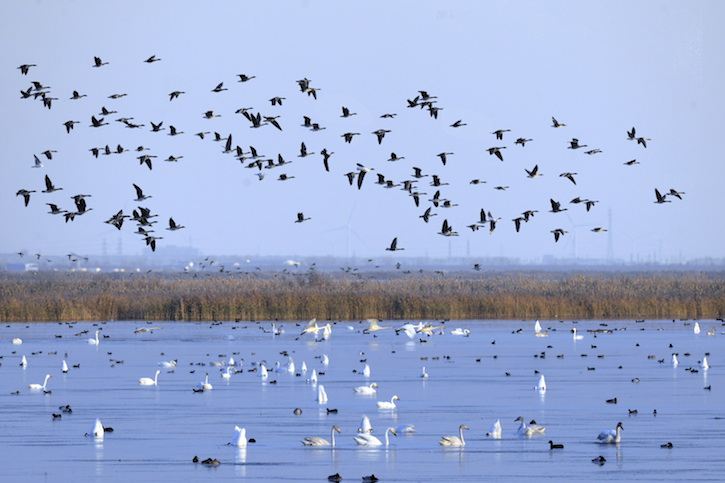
[2,1,723,263]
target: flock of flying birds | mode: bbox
[13,57,685,256]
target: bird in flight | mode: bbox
[295,212,311,223]
[385,237,404,251]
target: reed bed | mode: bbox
[0,270,723,322]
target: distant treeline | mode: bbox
[0,270,723,322]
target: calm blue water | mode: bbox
[1,319,722,482]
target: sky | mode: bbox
[1,1,724,264]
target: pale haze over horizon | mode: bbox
[2,1,723,265]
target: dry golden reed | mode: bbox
[0,270,723,322]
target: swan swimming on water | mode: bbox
[597,422,623,444]
[88,331,100,345]
[198,373,213,390]
[672,353,679,367]
[534,320,542,333]
[361,363,371,377]
[221,366,233,380]
[535,374,547,392]
[450,328,471,336]
[353,427,396,446]
[138,369,160,386]
[572,327,584,340]
[20,355,28,367]
[693,322,701,334]
[29,374,52,390]
[486,419,502,438]
[301,425,340,447]
[61,360,69,373]
[230,426,247,447]
[12,338,22,345]
[421,366,429,378]
[439,424,469,447]
[354,383,379,395]
[702,356,710,370]
[377,395,400,409]
[515,416,545,436]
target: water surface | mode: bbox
[1,319,722,482]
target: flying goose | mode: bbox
[487,146,506,161]
[551,116,566,127]
[168,90,185,101]
[46,203,66,215]
[491,129,510,140]
[385,238,404,251]
[18,64,36,75]
[450,119,466,128]
[525,165,543,178]
[549,199,567,213]
[211,82,227,92]
[654,188,670,204]
[42,175,62,193]
[515,137,533,146]
[559,172,577,184]
[167,218,185,231]
[341,106,357,117]
[372,129,391,144]
[237,74,256,82]
[551,228,568,242]
[295,212,310,223]
[16,189,36,206]
[93,56,108,67]
[144,55,161,63]
[568,138,587,149]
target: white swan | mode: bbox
[139,369,160,386]
[361,363,371,377]
[572,327,584,340]
[231,426,247,447]
[221,366,233,380]
[694,322,701,334]
[320,322,332,340]
[396,323,419,339]
[321,354,329,366]
[439,424,469,447]
[228,357,235,367]
[198,373,213,390]
[29,374,52,390]
[308,369,318,384]
[87,418,104,438]
[301,361,308,373]
[396,424,416,433]
[450,328,470,336]
[354,383,379,395]
[317,384,328,404]
[672,353,679,367]
[300,318,321,336]
[259,364,269,379]
[61,360,69,373]
[159,360,177,368]
[20,355,28,367]
[301,425,340,447]
[702,356,710,370]
[358,415,373,433]
[421,366,429,378]
[535,374,547,392]
[515,416,545,436]
[377,395,400,409]
[12,338,22,345]
[486,419,502,438]
[353,427,396,446]
[88,330,100,345]
[364,319,392,334]
[534,320,542,333]
[597,422,623,444]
